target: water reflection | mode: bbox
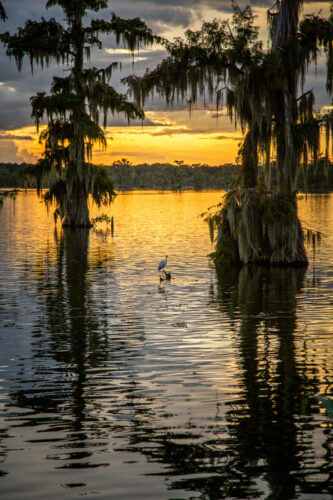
[12,229,108,422]
[210,266,332,499]
[1,192,333,499]
[117,266,333,499]
[0,225,163,494]
[92,265,333,499]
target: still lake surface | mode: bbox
[0,190,332,500]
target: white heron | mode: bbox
[158,255,168,272]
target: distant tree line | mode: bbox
[0,163,28,187]
[107,158,236,190]
[1,159,333,192]
[0,160,237,191]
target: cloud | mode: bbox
[145,126,243,139]
[111,125,207,136]
[104,116,168,128]
[149,127,203,136]
[0,83,36,130]
[0,0,330,134]
[142,117,168,126]
[202,134,243,141]
[0,133,38,162]
[0,133,34,140]
[147,126,240,136]
[0,140,24,162]
[18,148,38,163]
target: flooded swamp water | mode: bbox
[0,190,332,499]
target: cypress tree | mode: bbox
[124,2,333,265]
[0,0,159,225]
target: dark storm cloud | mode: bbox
[112,4,194,27]
[0,0,330,132]
[0,0,327,32]
[1,0,195,30]
[0,88,32,130]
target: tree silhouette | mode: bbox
[0,0,160,225]
[124,1,333,264]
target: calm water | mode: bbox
[0,190,332,500]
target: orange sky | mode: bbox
[1,109,243,166]
[0,2,330,166]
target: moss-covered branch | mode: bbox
[0,19,70,71]
[91,14,163,52]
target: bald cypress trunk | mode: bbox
[273,0,299,194]
[272,0,307,264]
[62,180,91,227]
[240,129,258,188]
[62,14,91,227]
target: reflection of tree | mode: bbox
[10,227,119,439]
[13,228,110,426]
[4,227,152,476]
[0,190,18,207]
[2,230,332,495]
[211,266,331,499]
[119,266,332,499]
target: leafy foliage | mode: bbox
[125,1,333,264]
[91,213,113,226]
[0,161,236,191]
[0,0,160,225]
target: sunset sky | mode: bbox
[0,0,331,166]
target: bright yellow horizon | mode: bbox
[0,109,243,166]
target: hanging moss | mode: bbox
[207,188,307,266]
[1,0,161,226]
[43,178,68,219]
[123,1,333,265]
[19,159,53,196]
[261,192,296,225]
[213,206,240,265]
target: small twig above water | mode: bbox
[91,214,114,236]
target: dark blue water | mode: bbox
[0,191,332,499]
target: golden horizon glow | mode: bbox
[1,108,243,166]
[0,1,330,166]
[2,99,332,167]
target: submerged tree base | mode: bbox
[60,206,92,228]
[210,189,308,267]
[62,218,92,228]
